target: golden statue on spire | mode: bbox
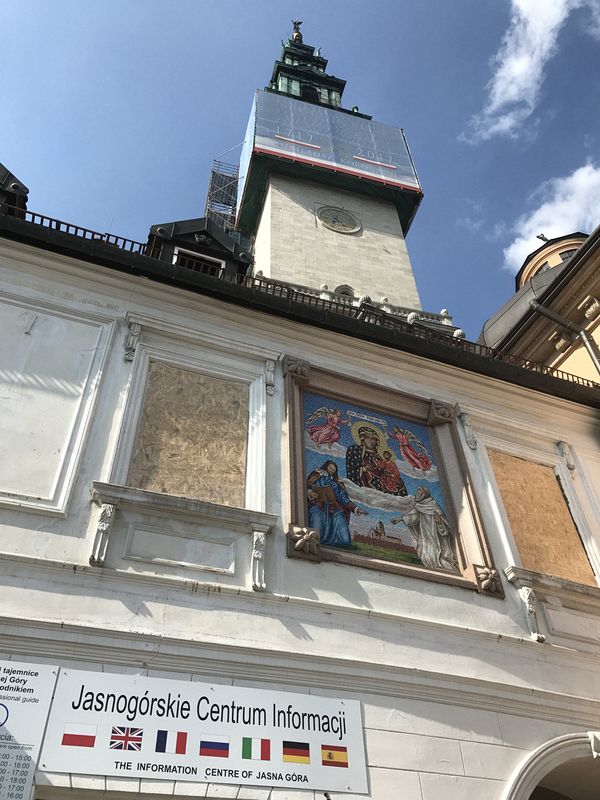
[291,19,303,43]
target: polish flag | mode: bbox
[61,723,97,748]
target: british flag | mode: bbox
[110,727,144,751]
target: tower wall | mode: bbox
[253,174,422,309]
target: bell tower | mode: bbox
[236,21,424,309]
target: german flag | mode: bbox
[282,741,310,764]
[321,745,348,768]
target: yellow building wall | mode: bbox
[558,325,600,382]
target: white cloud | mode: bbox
[485,221,508,243]
[503,162,600,271]
[457,215,484,232]
[465,0,600,142]
[304,431,347,459]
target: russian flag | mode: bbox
[155,730,187,755]
[199,736,229,758]
[61,723,97,748]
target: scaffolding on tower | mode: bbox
[205,160,239,231]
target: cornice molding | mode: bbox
[2,614,600,729]
[505,565,600,613]
[91,482,277,529]
[2,552,600,677]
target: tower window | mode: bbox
[301,84,319,103]
[329,90,341,107]
[277,76,300,96]
[173,248,224,277]
[559,249,577,262]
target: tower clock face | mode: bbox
[317,206,361,234]
[248,91,421,192]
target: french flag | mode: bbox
[155,730,187,755]
[61,723,97,748]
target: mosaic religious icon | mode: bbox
[303,391,460,573]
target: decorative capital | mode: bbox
[124,321,142,362]
[265,359,276,396]
[557,440,576,472]
[251,528,268,592]
[517,585,546,642]
[282,355,311,386]
[287,524,321,562]
[456,406,477,450]
[579,295,600,321]
[90,502,117,566]
[548,330,572,352]
[427,399,454,427]
[474,564,504,597]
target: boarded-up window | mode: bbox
[488,449,596,586]
[128,363,249,507]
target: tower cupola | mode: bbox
[267,20,350,112]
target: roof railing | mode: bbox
[3,206,148,255]
[2,204,599,392]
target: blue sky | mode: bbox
[3,0,600,339]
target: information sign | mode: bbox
[40,669,368,793]
[0,660,58,800]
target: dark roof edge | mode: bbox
[148,216,249,259]
[0,163,29,195]
[1,214,598,410]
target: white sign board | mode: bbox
[0,660,58,800]
[40,669,368,793]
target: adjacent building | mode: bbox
[1,23,600,800]
[480,231,600,383]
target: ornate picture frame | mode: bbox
[283,356,502,597]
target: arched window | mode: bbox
[504,732,597,800]
[334,284,354,298]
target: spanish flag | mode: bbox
[321,744,348,768]
[282,741,310,764]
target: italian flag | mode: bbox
[242,737,270,761]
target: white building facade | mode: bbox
[1,23,600,800]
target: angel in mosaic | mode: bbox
[388,426,433,471]
[306,407,349,447]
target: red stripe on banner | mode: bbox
[322,760,348,767]
[322,745,347,752]
[62,733,95,747]
[253,147,422,193]
[275,134,321,150]
[176,731,187,754]
[352,154,397,169]
[261,739,270,760]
